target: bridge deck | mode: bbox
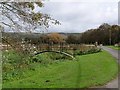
[34,50,75,59]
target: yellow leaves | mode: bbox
[35,2,43,7]
[27,3,34,10]
[47,33,65,44]
[32,13,42,22]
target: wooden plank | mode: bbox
[34,50,75,59]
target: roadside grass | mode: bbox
[107,46,120,50]
[2,50,118,88]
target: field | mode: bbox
[2,50,118,88]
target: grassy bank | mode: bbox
[2,50,118,88]
[107,46,120,50]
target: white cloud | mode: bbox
[47,0,119,2]
[36,1,118,33]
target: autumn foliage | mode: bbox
[46,33,65,44]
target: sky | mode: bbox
[34,0,119,33]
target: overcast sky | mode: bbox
[34,0,119,33]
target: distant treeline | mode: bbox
[66,23,120,45]
[80,23,120,45]
[2,23,120,45]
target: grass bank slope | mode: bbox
[3,51,118,88]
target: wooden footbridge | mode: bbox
[33,50,75,59]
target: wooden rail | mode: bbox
[33,50,75,59]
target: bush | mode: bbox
[2,50,31,81]
[32,53,53,64]
[31,52,72,65]
[74,48,101,55]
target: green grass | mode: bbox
[2,50,118,88]
[107,46,120,50]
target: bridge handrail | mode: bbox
[33,50,75,59]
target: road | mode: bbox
[101,46,119,88]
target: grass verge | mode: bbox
[2,50,118,88]
[107,46,120,50]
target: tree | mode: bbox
[111,25,120,44]
[0,25,4,32]
[80,23,120,45]
[1,2,61,53]
[0,2,60,32]
[98,23,111,30]
[66,35,79,44]
[46,33,65,44]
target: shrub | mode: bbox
[2,50,31,81]
[74,48,101,55]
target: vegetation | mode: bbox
[80,23,120,45]
[107,46,120,50]
[1,1,119,89]
[2,23,120,46]
[2,23,119,88]
[2,50,118,88]
[74,48,101,55]
[0,2,60,32]
[65,34,81,44]
[2,46,101,80]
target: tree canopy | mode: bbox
[81,23,120,45]
[45,33,65,44]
